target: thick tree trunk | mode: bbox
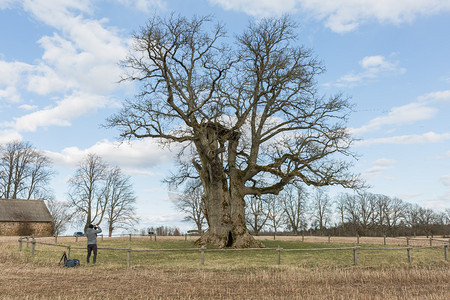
[194,166,263,248]
[195,190,264,248]
[194,124,263,248]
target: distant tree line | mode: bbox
[140,226,182,236]
[176,182,450,237]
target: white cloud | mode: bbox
[8,93,115,132]
[209,0,298,18]
[300,0,450,33]
[18,104,38,111]
[45,139,175,171]
[0,0,17,9]
[0,129,22,144]
[116,0,166,12]
[355,132,450,146]
[209,0,450,32]
[350,88,450,137]
[441,175,450,187]
[418,90,450,103]
[442,151,450,159]
[0,86,21,103]
[336,55,405,87]
[363,158,396,178]
[22,0,93,29]
[350,102,436,135]
[0,60,33,103]
[31,15,128,95]
[0,0,130,135]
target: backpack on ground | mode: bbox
[58,252,80,267]
[64,259,80,267]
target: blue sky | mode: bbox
[1,0,450,232]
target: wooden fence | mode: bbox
[17,235,449,267]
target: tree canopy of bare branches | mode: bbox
[68,154,137,234]
[174,180,206,232]
[104,166,138,237]
[0,140,54,200]
[107,14,361,248]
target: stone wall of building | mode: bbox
[0,222,52,236]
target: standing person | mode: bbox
[86,224,102,264]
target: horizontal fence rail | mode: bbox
[17,235,449,267]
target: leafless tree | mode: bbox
[103,166,138,237]
[106,15,361,247]
[174,179,206,232]
[68,153,108,232]
[0,141,54,200]
[335,193,348,229]
[46,198,73,235]
[310,187,331,232]
[375,195,406,234]
[266,194,284,236]
[246,195,269,235]
[416,206,438,236]
[280,184,308,235]
[356,192,377,234]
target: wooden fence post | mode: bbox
[406,238,410,247]
[54,235,58,244]
[31,239,36,256]
[383,235,386,245]
[129,234,132,242]
[353,244,357,265]
[277,245,282,265]
[26,237,30,248]
[19,239,22,251]
[407,247,411,263]
[356,234,360,244]
[429,238,432,247]
[302,233,304,242]
[127,248,131,267]
[201,246,206,266]
[328,235,331,243]
[67,246,71,259]
[444,244,448,262]
[185,233,187,241]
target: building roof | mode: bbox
[0,199,53,222]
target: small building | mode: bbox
[0,199,53,236]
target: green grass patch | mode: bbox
[6,237,448,269]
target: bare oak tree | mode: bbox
[245,195,269,235]
[46,198,73,235]
[310,187,331,232]
[280,184,308,235]
[103,166,138,237]
[107,15,360,247]
[0,141,54,200]
[174,180,206,232]
[68,154,108,232]
[266,194,284,236]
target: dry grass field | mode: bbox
[0,235,449,299]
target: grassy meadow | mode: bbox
[0,235,448,299]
